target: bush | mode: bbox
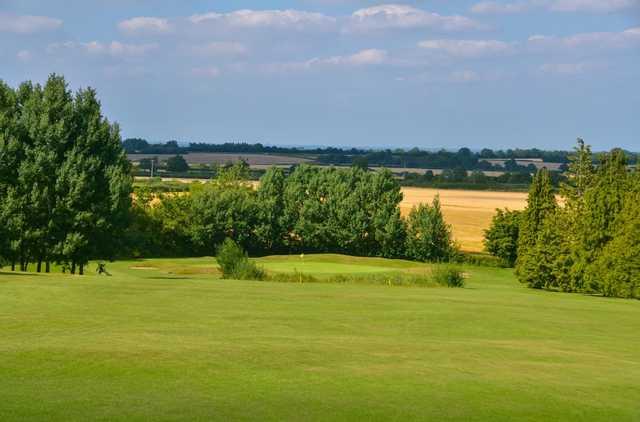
[431,265,465,288]
[405,196,458,262]
[484,209,521,267]
[459,252,504,268]
[216,238,265,281]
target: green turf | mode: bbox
[1,255,639,421]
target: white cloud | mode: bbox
[118,17,172,35]
[48,41,159,58]
[0,13,62,34]
[528,27,640,50]
[471,1,536,14]
[539,62,605,74]
[191,66,221,78]
[418,39,515,58]
[348,4,484,32]
[471,0,639,14]
[189,9,336,30]
[17,50,32,62]
[191,42,248,57]
[450,69,481,82]
[549,0,639,12]
[267,49,388,72]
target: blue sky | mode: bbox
[1,0,639,150]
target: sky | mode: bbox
[1,0,639,150]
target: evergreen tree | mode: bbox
[405,195,457,262]
[515,168,557,287]
[573,149,629,291]
[586,171,639,298]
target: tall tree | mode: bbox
[255,167,287,252]
[515,168,557,287]
[572,149,630,291]
[55,85,132,274]
[589,177,640,298]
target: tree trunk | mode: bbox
[37,260,42,273]
[45,262,51,273]
[79,264,84,276]
[71,262,76,275]
[11,262,15,272]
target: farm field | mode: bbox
[1,255,639,421]
[400,188,528,252]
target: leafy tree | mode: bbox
[138,157,158,171]
[122,138,149,153]
[515,168,557,287]
[352,156,369,170]
[189,172,259,253]
[166,154,189,172]
[405,195,457,262]
[572,149,630,291]
[255,167,287,251]
[54,86,132,274]
[586,172,639,298]
[484,209,521,267]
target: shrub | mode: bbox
[405,196,458,262]
[216,238,265,281]
[459,252,504,268]
[483,209,521,267]
[431,265,465,288]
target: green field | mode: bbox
[1,255,639,421]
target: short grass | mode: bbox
[1,255,639,421]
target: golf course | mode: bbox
[1,255,638,421]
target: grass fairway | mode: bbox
[1,256,639,421]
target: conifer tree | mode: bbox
[573,149,629,291]
[405,195,457,262]
[515,168,557,287]
[587,170,639,298]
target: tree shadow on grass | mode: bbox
[148,276,192,280]
[0,271,44,277]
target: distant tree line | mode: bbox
[127,163,458,263]
[484,140,639,298]
[401,168,567,191]
[0,75,132,274]
[123,139,639,170]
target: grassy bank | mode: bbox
[1,255,638,421]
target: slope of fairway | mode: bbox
[1,257,638,421]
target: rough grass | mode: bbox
[1,254,639,421]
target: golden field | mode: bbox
[400,188,528,252]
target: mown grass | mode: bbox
[1,255,639,421]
